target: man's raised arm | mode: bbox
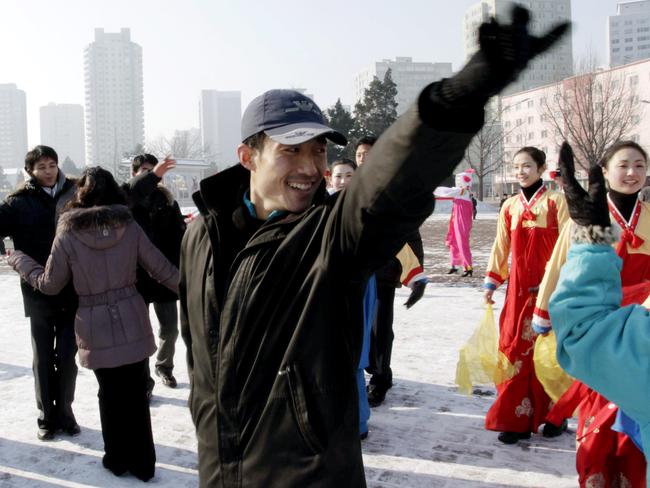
[336,6,569,270]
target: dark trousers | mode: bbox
[366,284,396,388]
[29,310,78,430]
[144,300,179,392]
[152,300,179,372]
[94,359,155,478]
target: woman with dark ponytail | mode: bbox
[8,167,179,482]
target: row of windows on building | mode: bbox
[504,130,556,144]
[612,34,650,44]
[611,19,650,27]
[612,46,650,52]
[504,98,642,129]
[502,125,642,145]
[611,26,650,35]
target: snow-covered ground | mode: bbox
[0,216,578,487]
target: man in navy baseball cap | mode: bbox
[241,89,347,146]
[236,89,346,219]
[180,7,569,485]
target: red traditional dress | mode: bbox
[533,196,650,488]
[484,184,568,434]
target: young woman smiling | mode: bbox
[533,140,649,487]
[483,146,569,445]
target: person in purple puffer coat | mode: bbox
[8,167,179,482]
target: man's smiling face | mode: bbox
[240,135,328,219]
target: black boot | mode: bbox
[461,267,473,277]
[37,427,56,441]
[446,267,458,275]
[61,423,81,436]
[155,368,177,388]
[497,431,531,444]
[542,419,568,438]
[367,382,391,407]
[103,455,128,476]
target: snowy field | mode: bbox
[0,213,579,487]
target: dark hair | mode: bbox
[66,167,127,210]
[330,158,357,172]
[599,140,648,168]
[132,153,158,173]
[514,146,546,168]
[25,145,58,171]
[355,136,377,150]
[243,132,268,152]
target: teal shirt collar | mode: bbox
[243,190,287,221]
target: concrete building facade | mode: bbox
[498,58,650,195]
[0,84,28,169]
[608,1,650,67]
[84,28,144,173]
[199,90,241,167]
[463,0,573,95]
[353,57,452,114]
[39,103,85,168]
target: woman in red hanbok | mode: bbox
[533,140,649,487]
[483,146,568,444]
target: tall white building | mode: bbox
[199,90,241,167]
[353,57,453,114]
[39,103,85,167]
[463,0,573,95]
[608,1,650,67]
[0,84,28,169]
[84,28,144,173]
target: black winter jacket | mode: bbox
[0,174,77,317]
[179,85,484,487]
[123,171,186,303]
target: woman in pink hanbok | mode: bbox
[434,169,475,277]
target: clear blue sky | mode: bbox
[0,0,619,146]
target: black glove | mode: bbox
[558,141,610,227]
[404,280,427,309]
[438,6,570,106]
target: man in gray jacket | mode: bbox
[180,8,568,487]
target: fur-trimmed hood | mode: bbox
[58,204,134,250]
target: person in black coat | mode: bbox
[179,8,569,486]
[123,154,186,390]
[0,145,79,440]
[368,231,425,406]
[355,137,427,407]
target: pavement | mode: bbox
[0,212,579,487]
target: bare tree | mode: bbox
[144,136,169,159]
[465,100,517,200]
[541,57,641,170]
[145,129,204,160]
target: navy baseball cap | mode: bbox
[241,89,347,146]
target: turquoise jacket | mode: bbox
[549,243,650,483]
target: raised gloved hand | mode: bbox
[558,141,610,228]
[438,6,570,106]
[404,279,427,309]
